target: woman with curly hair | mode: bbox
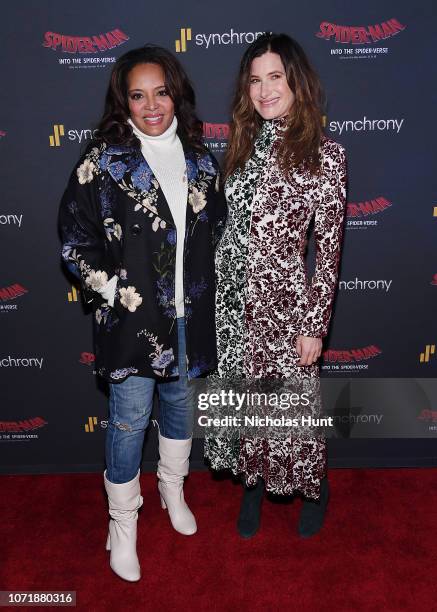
[205,33,346,539]
[59,45,226,581]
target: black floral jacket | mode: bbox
[59,140,227,383]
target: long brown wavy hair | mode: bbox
[95,45,204,152]
[225,33,324,179]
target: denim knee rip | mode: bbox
[113,421,133,432]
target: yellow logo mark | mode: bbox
[419,344,436,363]
[433,207,437,217]
[85,416,98,433]
[67,285,79,302]
[49,124,64,147]
[175,28,191,53]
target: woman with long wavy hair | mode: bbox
[59,45,226,581]
[205,33,346,538]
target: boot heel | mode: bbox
[106,532,111,551]
[160,495,167,510]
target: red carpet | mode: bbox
[1,469,436,611]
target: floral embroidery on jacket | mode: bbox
[119,286,143,312]
[187,152,217,215]
[59,139,227,383]
[77,158,96,184]
[137,329,176,377]
[110,367,139,381]
[103,218,122,242]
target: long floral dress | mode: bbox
[204,117,347,499]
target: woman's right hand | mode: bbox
[295,334,322,366]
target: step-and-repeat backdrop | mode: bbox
[1,1,436,473]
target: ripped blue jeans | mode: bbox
[105,318,194,484]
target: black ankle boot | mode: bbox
[237,477,265,539]
[298,477,330,538]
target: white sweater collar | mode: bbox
[128,116,178,147]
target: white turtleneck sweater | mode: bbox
[100,117,187,316]
[129,117,187,317]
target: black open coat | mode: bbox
[59,140,226,383]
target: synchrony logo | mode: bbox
[84,416,108,432]
[0,214,23,227]
[419,344,435,364]
[347,196,393,230]
[43,28,129,69]
[0,356,44,368]
[316,18,406,60]
[339,279,392,292]
[328,117,404,135]
[67,285,80,302]
[49,124,98,146]
[175,28,192,53]
[49,124,64,147]
[0,283,28,314]
[175,27,265,52]
[322,345,382,373]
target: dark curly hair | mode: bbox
[95,45,204,152]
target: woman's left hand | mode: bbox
[295,335,322,366]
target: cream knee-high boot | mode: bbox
[104,469,143,581]
[157,434,197,535]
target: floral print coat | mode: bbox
[204,118,347,498]
[59,140,226,383]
